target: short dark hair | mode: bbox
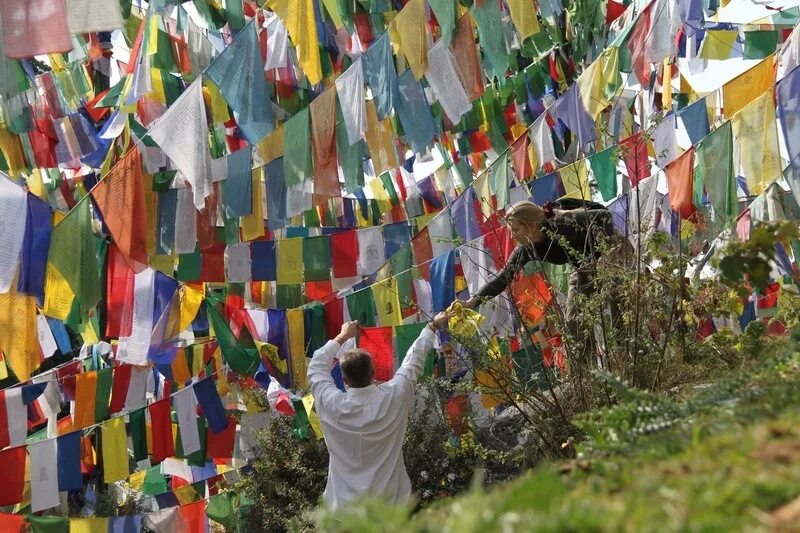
[340,349,375,388]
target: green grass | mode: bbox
[313,341,800,532]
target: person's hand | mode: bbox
[335,321,359,344]
[429,310,455,331]
[461,296,480,309]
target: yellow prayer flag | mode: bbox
[321,0,345,29]
[560,161,590,200]
[662,59,672,109]
[102,417,129,483]
[150,254,174,276]
[699,30,738,60]
[368,178,393,214]
[302,394,324,439]
[600,46,620,100]
[255,341,288,374]
[172,347,192,384]
[394,0,427,79]
[70,517,109,533]
[266,0,323,84]
[80,319,100,346]
[507,0,541,41]
[178,284,204,332]
[722,55,774,117]
[0,285,40,381]
[146,15,159,56]
[212,346,230,397]
[174,484,200,505]
[473,173,493,219]
[578,59,610,121]
[372,278,403,326]
[0,127,27,177]
[0,357,8,381]
[205,82,231,123]
[731,90,782,196]
[364,99,399,176]
[256,125,284,163]
[276,237,303,285]
[150,68,168,105]
[128,470,146,490]
[27,169,46,199]
[287,308,307,389]
[241,169,266,241]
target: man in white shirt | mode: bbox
[307,311,452,510]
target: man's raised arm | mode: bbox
[307,321,359,410]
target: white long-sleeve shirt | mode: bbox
[307,325,436,510]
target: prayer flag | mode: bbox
[174,387,201,456]
[357,227,386,276]
[619,132,651,187]
[472,0,509,78]
[266,0,323,84]
[57,431,82,491]
[394,0,428,79]
[148,78,212,210]
[731,91,782,197]
[102,417,130,483]
[1,0,72,58]
[251,241,277,281]
[560,161,591,200]
[67,0,124,33]
[0,446,25,506]
[310,87,340,202]
[554,83,597,148]
[372,277,403,326]
[346,289,376,327]
[17,192,51,306]
[205,23,273,143]
[149,397,174,463]
[30,438,59,512]
[429,0,456,45]
[109,364,132,415]
[722,55,774,117]
[335,59,366,146]
[358,326,394,381]
[364,100,399,176]
[397,71,436,155]
[224,148,253,218]
[363,33,400,120]
[74,371,98,429]
[427,39,472,124]
[589,147,617,201]
[276,238,303,285]
[287,308,306,389]
[666,148,696,219]
[206,415,236,458]
[430,250,455,313]
[777,64,800,208]
[507,0,541,41]
[0,284,41,381]
[194,376,228,434]
[450,12,484,101]
[303,236,332,281]
[0,177,27,294]
[283,108,312,188]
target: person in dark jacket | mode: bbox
[462,199,631,362]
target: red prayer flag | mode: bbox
[106,245,135,338]
[0,446,26,506]
[0,513,25,532]
[324,298,344,340]
[358,326,395,382]
[510,134,534,182]
[109,364,133,415]
[149,398,175,463]
[206,416,236,459]
[606,0,626,24]
[620,132,651,187]
[178,500,208,532]
[200,243,226,282]
[331,230,359,278]
[92,148,148,272]
[627,3,653,88]
[665,148,696,219]
[306,280,334,301]
[411,228,434,279]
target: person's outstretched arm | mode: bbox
[307,321,358,412]
[471,244,531,302]
[392,311,453,390]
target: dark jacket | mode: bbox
[476,200,616,299]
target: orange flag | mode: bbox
[665,148,696,219]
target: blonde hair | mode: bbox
[505,201,545,227]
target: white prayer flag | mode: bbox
[117,269,156,365]
[0,176,28,293]
[426,40,472,125]
[67,0,124,33]
[30,439,60,513]
[174,387,201,456]
[356,227,386,276]
[335,58,367,145]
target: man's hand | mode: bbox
[461,296,480,309]
[429,310,455,331]
[335,321,359,345]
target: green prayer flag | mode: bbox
[226,0,245,30]
[293,398,310,440]
[276,284,304,308]
[473,0,510,78]
[303,236,332,281]
[390,243,415,310]
[428,0,457,45]
[177,248,202,281]
[208,493,237,530]
[28,515,68,533]
[283,108,312,188]
[306,303,326,356]
[143,466,169,495]
[395,322,427,367]
[130,407,149,462]
[207,297,261,375]
[303,207,321,227]
[337,121,365,192]
[696,121,737,220]
[379,173,400,206]
[94,368,112,422]
[48,200,101,320]
[744,30,779,60]
[589,147,617,201]
[490,152,510,208]
[346,289,376,326]
[152,29,178,72]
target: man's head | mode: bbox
[340,348,375,388]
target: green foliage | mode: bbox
[239,416,329,533]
